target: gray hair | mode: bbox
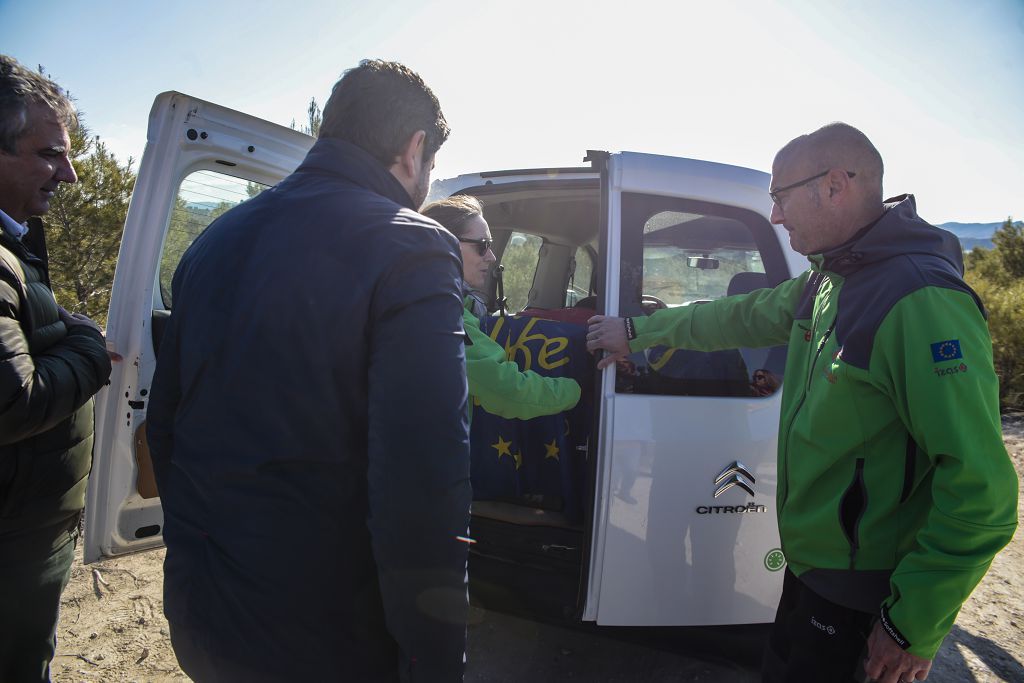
[0,55,77,154]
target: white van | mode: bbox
[86,92,805,631]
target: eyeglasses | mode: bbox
[769,170,855,205]
[458,237,492,256]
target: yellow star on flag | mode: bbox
[544,439,560,460]
[491,435,512,459]
[512,451,523,470]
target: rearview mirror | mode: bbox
[687,255,720,270]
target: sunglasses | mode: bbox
[458,237,493,256]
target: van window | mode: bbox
[566,246,594,307]
[500,231,543,313]
[159,171,267,307]
[641,211,764,305]
[616,194,787,398]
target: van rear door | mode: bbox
[584,152,796,626]
[83,92,312,562]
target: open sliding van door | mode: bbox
[584,152,800,626]
[84,92,313,562]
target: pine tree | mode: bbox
[991,217,1024,280]
[306,97,322,137]
[46,122,135,328]
[291,97,321,136]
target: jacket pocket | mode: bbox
[838,458,867,569]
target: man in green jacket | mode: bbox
[0,55,112,682]
[587,123,1017,683]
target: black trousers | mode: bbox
[762,569,875,683]
[0,523,78,683]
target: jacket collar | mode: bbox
[0,208,28,241]
[813,194,963,277]
[293,137,416,209]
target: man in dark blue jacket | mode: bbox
[147,60,471,682]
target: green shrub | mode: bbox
[966,274,1024,411]
[965,217,1024,412]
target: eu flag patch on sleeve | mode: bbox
[931,339,963,363]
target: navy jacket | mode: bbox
[147,138,471,682]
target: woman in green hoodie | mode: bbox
[422,196,581,420]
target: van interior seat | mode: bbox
[727,271,769,297]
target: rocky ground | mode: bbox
[52,417,1024,682]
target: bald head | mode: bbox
[769,123,887,255]
[775,122,884,209]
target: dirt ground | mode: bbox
[52,417,1024,682]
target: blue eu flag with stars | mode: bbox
[931,339,962,363]
[469,314,592,524]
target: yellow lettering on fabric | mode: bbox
[491,317,571,371]
[650,347,678,370]
[538,336,569,370]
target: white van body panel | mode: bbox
[428,170,599,203]
[583,153,787,625]
[84,92,311,562]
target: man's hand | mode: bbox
[586,315,630,370]
[863,621,932,682]
[59,307,122,361]
[59,306,102,335]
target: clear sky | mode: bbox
[2,0,1022,223]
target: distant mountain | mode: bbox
[938,222,1005,239]
[938,221,1021,251]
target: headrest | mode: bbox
[727,272,769,297]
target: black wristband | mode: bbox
[624,317,637,341]
[879,604,911,650]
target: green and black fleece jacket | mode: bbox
[626,195,1017,659]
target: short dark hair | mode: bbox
[0,55,77,154]
[421,195,483,237]
[319,59,449,167]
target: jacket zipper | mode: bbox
[899,434,917,503]
[780,308,836,512]
[838,458,867,570]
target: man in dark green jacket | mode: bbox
[587,123,1017,683]
[0,55,113,682]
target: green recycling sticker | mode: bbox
[764,548,786,572]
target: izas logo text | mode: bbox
[934,363,968,378]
